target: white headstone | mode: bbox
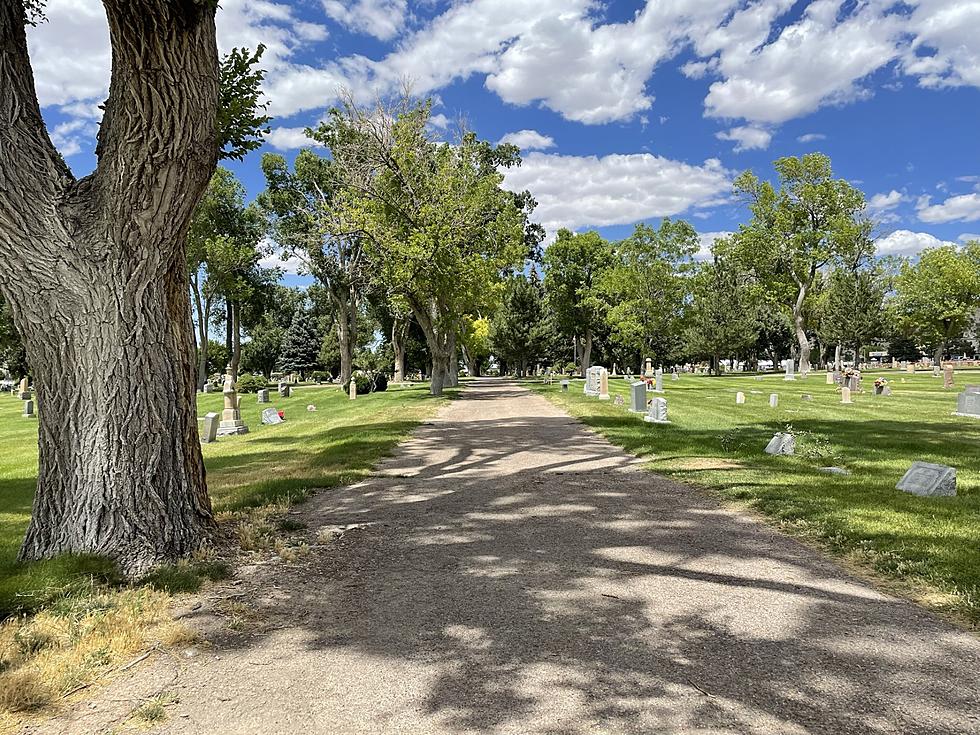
[896,462,956,497]
[826,372,834,385]
[643,397,669,424]
[764,432,795,455]
[653,368,664,393]
[736,392,746,405]
[953,385,980,418]
[769,394,778,408]
[350,380,357,400]
[261,407,284,425]
[783,359,796,381]
[841,386,853,404]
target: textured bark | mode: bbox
[792,282,811,377]
[580,329,593,377]
[411,297,451,396]
[334,289,357,387]
[0,0,220,575]
[392,318,408,383]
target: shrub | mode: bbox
[343,372,374,396]
[309,371,331,383]
[373,373,389,392]
[235,374,268,394]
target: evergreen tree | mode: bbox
[491,275,551,376]
[278,305,320,378]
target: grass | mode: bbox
[532,369,980,625]
[0,382,450,723]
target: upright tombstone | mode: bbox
[896,462,956,497]
[652,368,664,393]
[892,358,898,370]
[201,412,219,443]
[846,373,860,393]
[769,393,778,408]
[612,362,618,377]
[933,365,941,378]
[736,392,746,405]
[584,366,605,397]
[17,377,30,400]
[278,381,291,398]
[826,371,835,385]
[349,380,357,400]
[953,385,980,418]
[598,370,610,400]
[21,399,35,419]
[202,382,214,394]
[257,389,270,403]
[217,368,249,436]
[629,381,647,413]
[643,397,669,424]
[906,362,916,374]
[840,386,853,404]
[671,369,679,381]
[644,358,654,378]
[561,380,569,393]
[764,432,795,455]
[783,359,796,381]
[943,364,954,389]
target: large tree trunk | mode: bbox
[445,332,459,388]
[580,329,593,377]
[229,300,242,381]
[0,0,220,575]
[411,297,451,396]
[792,283,811,376]
[392,317,408,382]
[335,290,357,387]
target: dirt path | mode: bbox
[30,379,980,734]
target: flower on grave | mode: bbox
[874,377,888,388]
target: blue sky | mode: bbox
[27,0,980,277]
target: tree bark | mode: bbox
[411,297,451,395]
[335,290,357,387]
[190,272,213,391]
[580,329,593,377]
[792,283,811,376]
[392,317,408,382]
[445,332,459,387]
[0,0,220,575]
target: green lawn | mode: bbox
[533,370,980,625]
[0,383,449,617]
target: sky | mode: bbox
[25,0,980,278]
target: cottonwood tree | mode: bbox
[0,1,223,573]
[729,154,869,376]
[893,243,980,364]
[320,96,535,395]
[543,230,614,376]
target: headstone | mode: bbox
[783,359,796,381]
[201,412,219,443]
[769,394,778,408]
[561,380,569,393]
[906,362,916,374]
[278,382,291,398]
[612,362,618,377]
[882,386,892,396]
[629,381,647,413]
[833,370,842,386]
[643,397,669,424]
[584,366,606,397]
[21,399,34,419]
[598,370,610,400]
[943,365,954,389]
[820,467,851,476]
[801,394,813,401]
[257,389,270,403]
[826,372,834,385]
[307,404,317,412]
[671,369,679,381]
[652,368,664,393]
[840,386,853,404]
[614,395,624,407]
[202,383,214,394]
[261,407,284,425]
[349,381,357,400]
[736,392,746,405]
[933,365,941,378]
[892,358,898,370]
[953,385,980,418]
[17,377,30,400]
[764,432,795,455]
[217,368,249,436]
[896,462,956,497]
[644,358,654,378]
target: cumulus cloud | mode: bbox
[867,190,906,222]
[498,129,556,151]
[321,0,408,41]
[502,152,731,235]
[696,231,733,261]
[917,192,980,224]
[797,132,826,143]
[266,127,322,151]
[715,125,771,152]
[875,229,958,256]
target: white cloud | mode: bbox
[903,0,980,89]
[797,132,826,143]
[715,125,771,152]
[266,127,322,151]
[958,233,980,243]
[497,129,556,151]
[917,192,980,224]
[503,152,730,235]
[48,119,98,158]
[321,0,407,41]
[695,231,733,261]
[875,229,958,256]
[868,189,904,212]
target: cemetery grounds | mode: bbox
[0,383,451,724]
[533,369,980,627]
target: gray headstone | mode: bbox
[629,381,647,413]
[22,399,35,418]
[764,432,795,455]
[643,397,669,424]
[261,407,284,425]
[201,412,219,443]
[954,389,980,418]
[769,393,778,408]
[896,462,956,497]
[653,368,664,393]
[278,382,291,398]
[819,466,851,476]
[561,380,569,393]
[257,389,270,403]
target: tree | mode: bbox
[217,45,271,161]
[0,296,29,379]
[543,230,614,376]
[685,249,763,373]
[728,154,870,376]
[278,304,321,378]
[259,149,369,387]
[893,243,980,364]
[601,219,698,369]
[318,95,535,395]
[460,316,491,377]
[187,167,268,389]
[0,1,224,573]
[816,258,891,367]
[490,274,550,376]
[241,319,284,378]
